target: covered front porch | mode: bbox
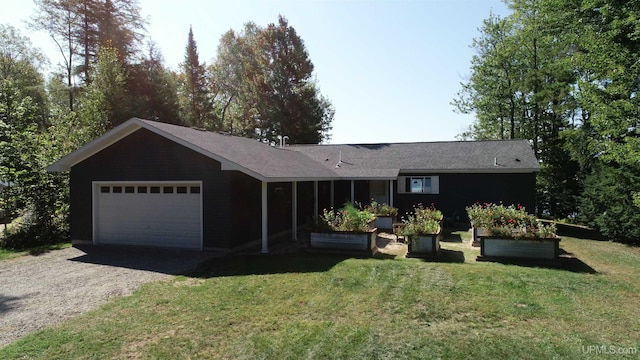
[258,178,397,253]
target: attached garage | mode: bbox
[93,182,203,249]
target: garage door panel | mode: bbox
[95,183,202,249]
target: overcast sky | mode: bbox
[0,0,511,144]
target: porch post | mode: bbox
[350,180,355,204]
[313,181,318,218]
[389,180,394,207]
[330,181,335,208]
[292,181,297,241]
[261,181,268,253]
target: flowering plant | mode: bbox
[313,202,376,232]
[465,203,557,239]
[363,200,398,217]
[400,204,443,237]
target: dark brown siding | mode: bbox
[228,171,261,245]
[354,181,370,205]
[333,180,351,207]
[395,173,536,224]
[296,181,315,225]
[70,128,233,248]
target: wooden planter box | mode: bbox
[374,216,396,230]
[310,230,377,254]
[406,229,442,257]
[471,226,488,247]
[478,236,561,260]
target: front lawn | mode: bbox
[1,233,639,359]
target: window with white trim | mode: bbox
[397,176,439,194]
[407,177,431,193]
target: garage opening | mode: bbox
[94,182,202,249]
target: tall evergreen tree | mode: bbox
[178,26,212,128]
[127,42,180,123]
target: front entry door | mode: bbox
[370,180,389,205]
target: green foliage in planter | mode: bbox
[363,200,398,217]
[401,204,442,236]
[313,203,376,232]
[465,203,557,239]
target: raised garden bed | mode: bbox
[309,230,377,255]
[477,236,561,261]
[406,229,442,258]
[374,216,396,231]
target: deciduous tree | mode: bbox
[211,16,333,144]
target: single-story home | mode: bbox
[48,117,539,252]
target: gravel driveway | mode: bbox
[0,245,223,348]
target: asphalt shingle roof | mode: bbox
[289,140,539,176]
[49,118,540,180]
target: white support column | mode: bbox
[261,182,268,254]
[313,181,318,218]
[330,181,335,208]
[350,180,355,205]
[292,181,297,241]
[389,180,394,207]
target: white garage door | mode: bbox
[94,182,202,249]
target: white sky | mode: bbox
[0,0,511,144]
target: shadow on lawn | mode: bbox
[409,249,466,263]
[478,249,597,274]
[189,253,351,278]
[70,245,225,275]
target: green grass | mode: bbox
[0,242,71,261]
[1,233,639,359]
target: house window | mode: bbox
[163,186,174,194]
[100,186,110,193]
[150,186,161,194]
[112,186,122,193]
[176,186,187,194]
[407,177,431,193]
[137,186,147,193]
[125,186,135,193]
[190,186,201,194]
[397,176,439,194]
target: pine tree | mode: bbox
[178,26,211,128]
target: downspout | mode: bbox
[292,181,297,241]
[313,181,318,218]
[261,182,268,253]
[350,180,355,205]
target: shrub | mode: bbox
[363,200,398,217]
[465,203,557,240]
[580,163,640,244]
[313,203,376,232]
[401,204,442,237]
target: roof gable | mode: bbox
[47,118,338,182]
